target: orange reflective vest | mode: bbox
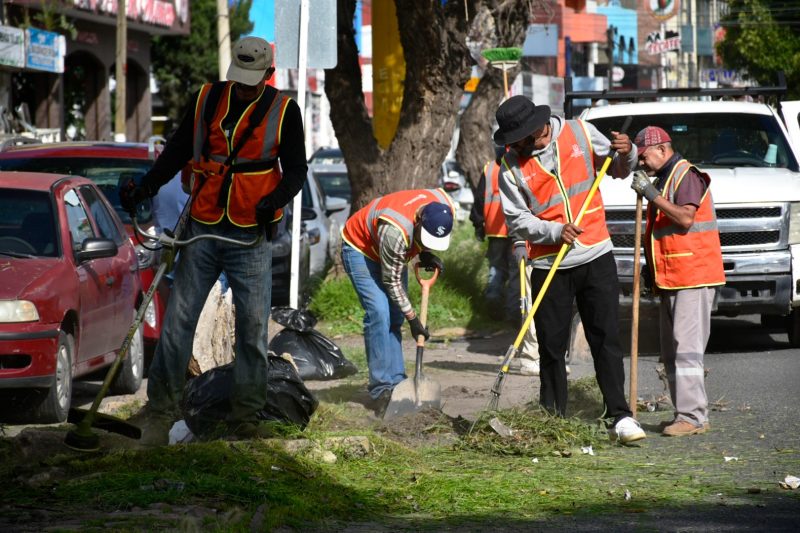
[502,120,609,260]
[645,159,726,291]
[482,160,508,237]
[189,81,291,227]
[342,188,455,262]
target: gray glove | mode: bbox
[512,241,527,265]
[631,171,659,202]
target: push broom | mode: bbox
[480,116,633,416]
[481,47,523,99]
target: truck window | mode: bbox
[589,113,799,172]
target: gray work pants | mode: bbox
[659,287,715,427]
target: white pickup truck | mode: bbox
[564,79,800,346]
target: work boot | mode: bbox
[608,416,646,444]
[369,389,392,418]
[662,420,706,437]
[127,404,175,447]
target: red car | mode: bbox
[0,140,169,354]
[0,172,144,423]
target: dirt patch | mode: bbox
[375,407,465,448]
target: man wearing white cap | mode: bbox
[341,189,455,417]
[121,36,307,443]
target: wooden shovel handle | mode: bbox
[414,263,438,347]
[630,194,643,417]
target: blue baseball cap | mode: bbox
[419,202,453,251]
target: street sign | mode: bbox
[275,0,337,69]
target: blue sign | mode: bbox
[25,28,63,73]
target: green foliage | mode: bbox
[309,222,497,337]
[151,0,254,127]
[717,0,800,98]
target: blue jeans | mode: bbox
[148,219,272,423]
[341,243,407,400]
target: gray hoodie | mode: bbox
[498,115,637,269]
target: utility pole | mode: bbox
[217,0,231,81]
[114,0,127,141]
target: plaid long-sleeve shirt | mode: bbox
[377,221,415,319]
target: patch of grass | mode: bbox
[459,407,605,457]
[309,222,498,337]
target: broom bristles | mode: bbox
[481,47,523,63]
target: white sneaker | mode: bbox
[565,364,571,375]
[609,416,646,444]
[517,359,540,376]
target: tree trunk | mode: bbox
[456,0,531,191]
[325,0,476,210]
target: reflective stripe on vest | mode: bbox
[483,161,508,237]
[342,188,455,262]
[502,120,609,260]
[645,159,726,290]
[189,82,289,226]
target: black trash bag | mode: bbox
[182,355,318,439]
[269,307,358,381]
[271,306,318,332]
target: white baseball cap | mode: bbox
[226,36,273,86]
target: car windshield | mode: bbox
[589,113,800,171]
[314,171,351,202]
[0,189,57,257]
[0,157,153,224]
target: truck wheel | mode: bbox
[32,332,74,423]
[110,319,144,395]
[786,309,800,348]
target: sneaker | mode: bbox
[662,420,706,437]
[609,416,647,444]
[517,359,540,376]
[127,405,174,447]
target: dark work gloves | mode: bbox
[408,316,430,341]
[419,251,444,275]
[474,226,486,242]
[119,179,155,215]
[255,196,275,241]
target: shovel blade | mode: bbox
[68,407,142,440]
[383,375,441,420]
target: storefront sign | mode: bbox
[647,0,679,21]
[25,28,65,73]
[71,0,189,29]
[0,26,25,69]
[645,30,681,55]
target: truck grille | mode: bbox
[607,203,787,252]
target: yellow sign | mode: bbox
[372,1,405,149]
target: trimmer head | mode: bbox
[64,427,101,452]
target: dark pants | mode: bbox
[530,252,631,422]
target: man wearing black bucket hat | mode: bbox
[495,95,646,444]
[341,190,455,417]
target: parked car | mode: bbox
[0,172,144,423]
[271,204,312,307]
[308,146,345,165]
[302,169,349,277]
[0,141,167,353]
[308,162,352,232]
[439,159,474,222]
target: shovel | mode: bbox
[629,191,644,417]
[383,264,441,419]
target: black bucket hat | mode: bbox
[493,95,551,146]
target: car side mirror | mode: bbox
[325,196,348,217]
[75,238,118,262]
[301,207,317,221]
